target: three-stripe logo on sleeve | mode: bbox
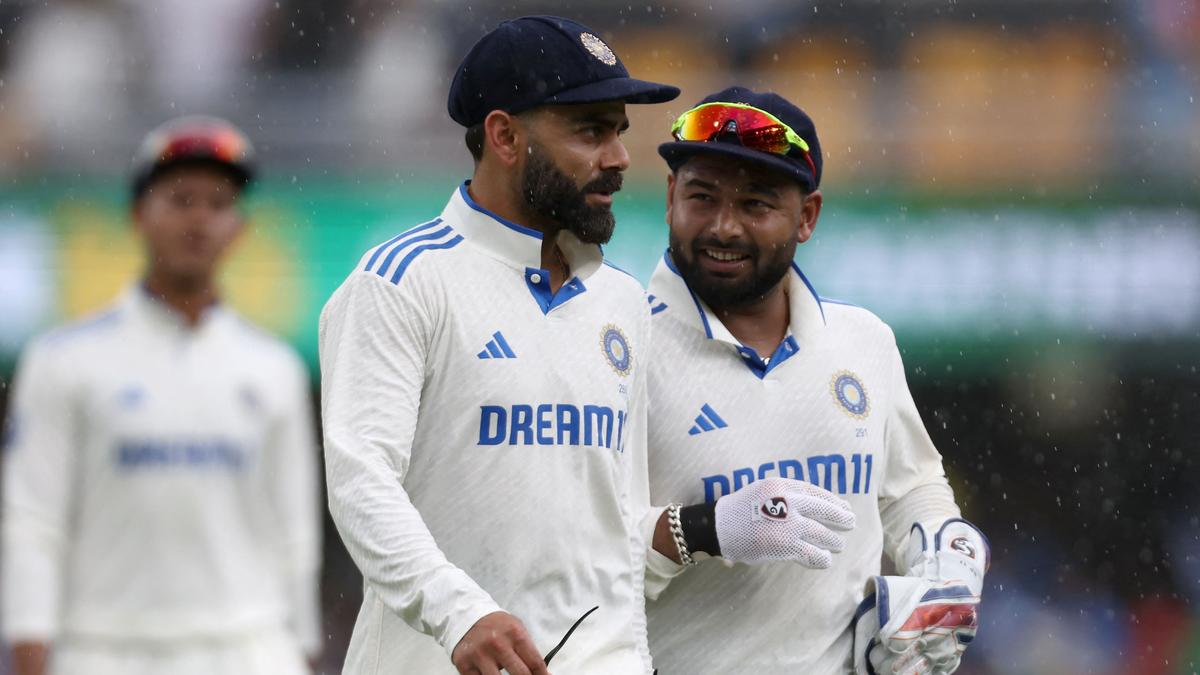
[363,218,463,285]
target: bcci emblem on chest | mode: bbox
[831,370,870,419]
[600,324,632,376]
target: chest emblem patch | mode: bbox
[240,385,263,414]
[600,324,633,376]
[831,370,870,419]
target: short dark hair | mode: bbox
[465,123,485,162]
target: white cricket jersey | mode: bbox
[1,287,322,654]
[319,183,654,674]
[644,252,959,674]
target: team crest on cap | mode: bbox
[580,32,617,66]
[831,370,870,419]
[600,324,632,376]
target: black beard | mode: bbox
[668,230,796,309]
[520,143,621,244]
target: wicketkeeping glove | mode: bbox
[713,477,857,568]
[852,518,989,675]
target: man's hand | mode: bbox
[451,611,550,675]
[715,477,857,568]
[653,478,857,568]
[852,518,989,675]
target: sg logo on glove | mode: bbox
[761,497,789,520]
[950,537,976,559]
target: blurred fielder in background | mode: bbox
[1,117,322,675]
[642,87,990,674]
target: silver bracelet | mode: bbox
[666,503,696,566]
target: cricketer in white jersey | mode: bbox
[320,184,655,673]
[645,255,960,672]
[318,15,695,675]
[643,87,987,674]
[2,116,321,675]
[1,286,322,674]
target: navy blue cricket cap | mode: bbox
[448,15,680,127]
[658,86,823,192]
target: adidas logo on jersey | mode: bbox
[477,331,517,359]
[687,404,727,435]
[117,385,145,410]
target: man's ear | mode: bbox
[130,195,147,236]
[797,190,822,244]
[222,214,248,257]
[231,212,247,237]
[665,172,677,225]
[483,110,524,167]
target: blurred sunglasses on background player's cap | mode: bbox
[131,116,256,199]
[658,86,823,192]
[447,15,680,127]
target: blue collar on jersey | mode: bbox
[650,249,826,378]
[445,182,605,314]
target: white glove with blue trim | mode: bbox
[852,518,989,675]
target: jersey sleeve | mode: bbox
[1,339,80,642]
[642,510,685,601]
[877,343,961,570]
[318,271,500,659]
[639,310,686,601]
[621,301,657,669]
[264,352,323,657]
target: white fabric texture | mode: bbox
[714,476,856,568]
[1,287,322,657]
[48,626,308,675]
[320,184,655,674]
[644,255,962,674]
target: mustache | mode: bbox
[583,171,623,194]
[691,237,754,257]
